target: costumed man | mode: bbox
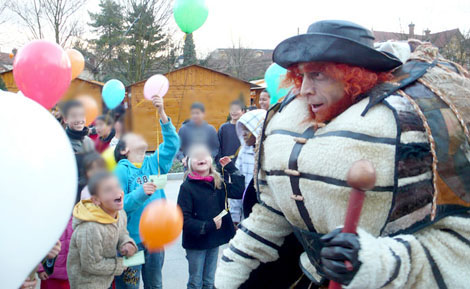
[215,20,470,289]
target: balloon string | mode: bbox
[156,110,160,176]
[134,99,145,109]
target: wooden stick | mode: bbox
[329,160,376,289]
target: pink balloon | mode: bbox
[13,40,72,109]
[144,74,170,100]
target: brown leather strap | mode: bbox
[288,127,316,232]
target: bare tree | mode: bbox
[7,0,87,46]
[6,0,45,39]
[42,0,88,46]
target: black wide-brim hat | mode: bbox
[273,20,402,72]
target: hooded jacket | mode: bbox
[114,119,180,243]
[67,200,136,289]
[235,109,266,188]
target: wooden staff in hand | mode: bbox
[321,160,376,289]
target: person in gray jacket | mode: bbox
[176,102,219,166]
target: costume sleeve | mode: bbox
[177,184,217,235]
[222,162,244,199]
[345,215,470,289]
[117,211,137,251]
[215,174,293,289]
[76,224,125,276]
[149,118,180,174]
[115,166,149,214]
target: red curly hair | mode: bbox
[283,62,393,122]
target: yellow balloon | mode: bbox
[102,147,117,171]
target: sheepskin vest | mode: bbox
[254,49,470,284]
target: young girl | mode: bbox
[80,152,107,200]
[177,144,244,289]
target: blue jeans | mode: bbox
[186,247,219,289]
[115,243,165,289]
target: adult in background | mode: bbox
[258,89,270,110]
[217,100,245,163]
[177,102,219,167]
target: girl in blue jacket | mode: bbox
[113,95,180,289]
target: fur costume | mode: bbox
[214,44,470,289]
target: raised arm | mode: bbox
[221,161,245,199]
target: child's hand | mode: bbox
[38,272,49,280]
[20,278,37,289]
[47,240,61,259]
[120,242,137,257]
[213,216,222,230]
[182,157,188,167]
[219,156,232,167]
[152,96,164,112]
[143,182,157,196]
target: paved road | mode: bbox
[38,179,189,289]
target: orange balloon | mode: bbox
[9,53,14,59]
[77,95,99,126]
[139,200,183,251]
[66,49,85,79]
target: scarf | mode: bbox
[188,172,214,182]
[66,127,89,140]
[100,128,116,142]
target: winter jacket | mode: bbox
[217,122,240,162]
[94,128,116,153]
[176,120,219,161]
[38,217,73,281]
[177,161,244,250]
[67,200,136,289]
[114,119,180,244]
[66,127,95,154]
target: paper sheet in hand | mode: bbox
[215,209,228,221]
[149,174,168,190]
[123,250,145,267]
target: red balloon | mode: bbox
[139,200,183,252]
[13,40,72,109]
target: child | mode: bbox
[94,114,116,153]
[80,152,107,200]
[110,115,125,148]
[177,144,244,289]
[113,95,180,289]
[232,109,266,221]
[62,100,95,154]
[67,171,137,289]
[217,100,245,163]
[37,222,73,289]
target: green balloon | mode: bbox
[173,0,209,34]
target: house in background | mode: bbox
[373,23,467,67]
[204,48,273,81]
[0,50,14,73]
[127,64,257,151]
[0,69,104,114]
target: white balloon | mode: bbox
[0,91,77,288]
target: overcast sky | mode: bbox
[2,0,470,56]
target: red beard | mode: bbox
[307,95,353,124]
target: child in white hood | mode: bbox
[232,109,266,223]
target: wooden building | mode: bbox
[0,70,104,113]
[127,65,253,151]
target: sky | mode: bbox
[1,0,470,56]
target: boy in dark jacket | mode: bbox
[177,144,244,289]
